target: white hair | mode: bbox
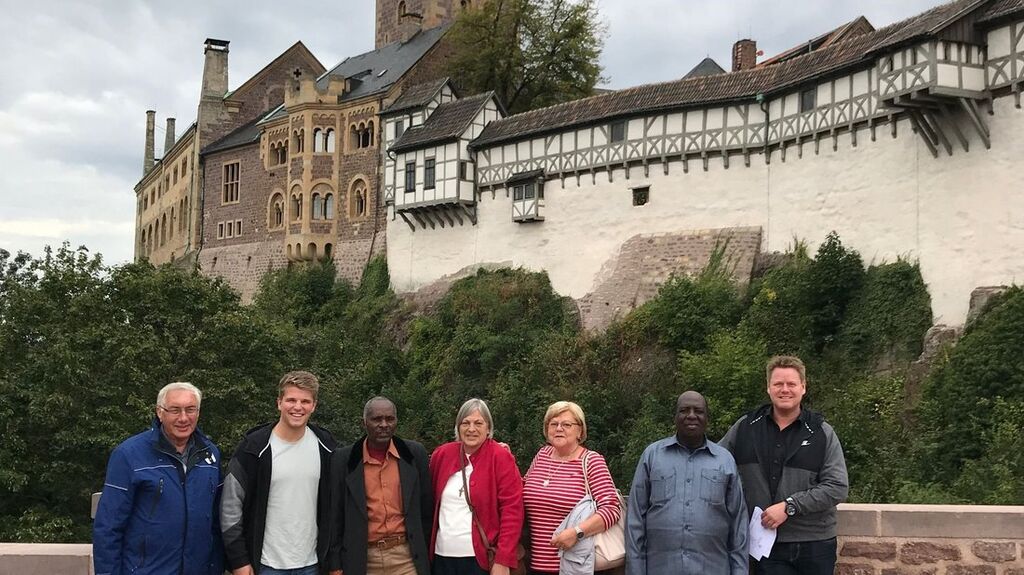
[454,398,494,440]
[157,382,202,408]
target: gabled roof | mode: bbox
[390,92,496,153]
[316,25,449,103]
[470,0,992,149]
[683,58,726,79]
[383,77,452,115]
[758,16,875,68]
[230,41,325,102]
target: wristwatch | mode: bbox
[785,497,797,516]
[574,526,585,540]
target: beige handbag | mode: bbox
[582,452,627,570]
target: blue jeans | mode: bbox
[259,564,318,575]
[757,537,837,575]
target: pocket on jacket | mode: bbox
[650,472,676,504]
[699,469,726,504]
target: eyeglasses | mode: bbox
[547,421,579,430]
[459,420,488,429]
[159,406,199,417]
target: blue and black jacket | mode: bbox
[93,419,224,575]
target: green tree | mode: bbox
[446,0,605,113]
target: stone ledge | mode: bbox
[0,544,92,575]
[838,504,1024,539]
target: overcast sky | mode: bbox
[0,0,940,265]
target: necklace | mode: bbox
[542,446,580,487]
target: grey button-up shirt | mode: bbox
[626,435,748,575]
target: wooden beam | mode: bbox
[398,211,416,232]
[411,210,432,230]
[939,105,969,152]
[922,110,952,156]
[958,97,990,149]
[908,112,939,158]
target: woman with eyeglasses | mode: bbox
[429,398,524,575]
[522,401,622,575]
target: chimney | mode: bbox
[144,110,155,174]
[732,39,757,72]
[164,118,176,157]
[201,39,230,99]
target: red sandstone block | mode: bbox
[899,542,961,565]
[842,541,898,561]
[970,541,1015,563]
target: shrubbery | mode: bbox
[1,233,1020,542]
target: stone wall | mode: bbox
[836,504,1024,575]
[6,505,1022,574]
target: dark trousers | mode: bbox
[757,537,837,575]
[433,555,487,575]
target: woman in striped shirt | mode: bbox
[522,401,622,575]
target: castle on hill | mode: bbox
[133,0,1024,329]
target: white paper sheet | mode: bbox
[748,506,777,560]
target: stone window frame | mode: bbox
[222,161,241,204]
[290,185,303,222]
[269,191,286,230]
[349,176,370,220]
[217,221,224,240]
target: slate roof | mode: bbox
[383,77,452,115]
[682,58,726,79]
[390,92,495,153]
[316,25,448,102]
[470,0,994,149]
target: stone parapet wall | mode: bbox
[0,544,92,575]
[836,504,1024,575]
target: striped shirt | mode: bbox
[522,445,622,572]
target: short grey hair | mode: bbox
[157,382,202,409]
[363,396,396,420]
[454,398,494,440]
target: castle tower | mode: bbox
[375,0,480,48]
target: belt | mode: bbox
[369,534,406,550]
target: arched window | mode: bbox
[140,230,146,254]
[311,193,323,220]
[293,129,304,153]
[169,207,175,238]
[325,129,336,153]
[147,224,153,253]
[350,179,368,218]
[269,192,285,229]
[398,0,406,18]
[313,128,323,153]
[367,121,375,147]
[291,187,303,221]
[324,193,334,219]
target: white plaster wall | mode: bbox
[388,100,1024,326]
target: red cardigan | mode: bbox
[429,438,524,570]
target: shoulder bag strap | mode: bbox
[460,446,497,561]
[581,448,593,498]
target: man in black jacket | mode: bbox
[222,371,337,575]
[720,356,848,575]
[328,396,432,575]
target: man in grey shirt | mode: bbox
[626,391,748,575]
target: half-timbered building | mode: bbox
[383,0,1024,327]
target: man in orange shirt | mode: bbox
[328,397,432,575]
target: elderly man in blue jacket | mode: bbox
[93,382,224,575]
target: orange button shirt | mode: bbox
[363,440,406,542]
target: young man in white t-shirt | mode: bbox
[222,371,338,575]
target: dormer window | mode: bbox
[395,119,405,139]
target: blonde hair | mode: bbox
[543,401,587,443]
[278,371,320,401]
[766,355,807,384]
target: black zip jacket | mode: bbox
[220,422,336,574]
